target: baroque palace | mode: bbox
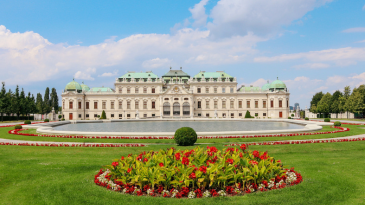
[61,68,290,120]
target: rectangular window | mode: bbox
[69,102,73,109]
[63,102,65,109]
[263,101,267,108]
[271,101,274,108]
[230,88,233,93]
[78,114,81,118]
[127,114,130,118]
[135,101,139,109]
[263,113,267,116]
[206,113,210,117]
[102,102,106,109]
[86,114,89,118]
[86,102,89,109]
[111,114,114,118]
[230,101,234,109]
[143,101,147,109]
[119,114,122,118]
[279,100,282,108]
[78,102,81,109]
[127,88,131,93]
[206,101,210,109]
[247,101,250,108]
[135,88,139,93]
[152,114,155,117]
[287,100,289,108]
[198,101,201,108]
[184,98,188,100]
[119,88,122,93]
[197,88,201,93]
[127,102,131,109]
[111,102,114,109]
[94,114,97,117]
[222,88,225,93]
[255,101,258,108]
[214,88,217,93]
[152,88,155,93]
[206,87,209,93]
[239,113,242,117]
[239,101,242,108]
[119,102,122,109]
[231,113,234,118]
[144,114,147,118]
[222,101,226,109]
[152,101,155,109]
[143,88,147,93]
[94,102,97,109]
[214,101,218,109]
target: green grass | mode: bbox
[1,125,365,204]
[314,118,365,122]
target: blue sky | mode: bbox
[0,0,365,108]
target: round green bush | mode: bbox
[44,119,49,122]
[61,118,65,121]
[305,117,309,120]
[288,117,292,119]
[24,120,31,124]
[334,121,341,126]
[14,124,22,129]
[174,127,197,146]
[324,118,330,122]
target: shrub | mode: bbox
[291,114,294,117]
[95,146,303,198]
[61,118,65,121]
[288,117,292,119]
[100,110,107,119]
[244,110,252,118]
[324,118,330,122]
[58,115,62,120]
[14,124,22,129]
[334,121,341,126]
[174,127,197,146]
[305,117,309,120]
[44,119,49,122]
[24,120,31,124]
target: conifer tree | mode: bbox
[0,82,6,122]
[101,110,106,119]
[20,88,26,117]
[50,88,59,112]
[5,89,13,117]
[44,87,51,114]
[36,93,44,114]
[12,85,20,120]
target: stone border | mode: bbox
[23,119,333,137]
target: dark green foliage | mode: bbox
[100,110,106,119]
[310,92,324,113]
[44,119,49,122]
[0,82,7,122]
[36,93,44,114]
[50,88,59,112]
[14,124,22,129]
[288,117,291,119]
[324,118,330,122]
[61,118,65,121]
[291,114,294,117]
[334,121,341,126]
[24,120,31,124]
[305,117,309,120]
[44,87,51,114]
[174,127,197,146]
[244,110,252,118]
[58,115,62,119]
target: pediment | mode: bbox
[163,85,190,95]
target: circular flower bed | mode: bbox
[94,146,303,198]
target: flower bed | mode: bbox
[94,146,302,198]
[0,142,145,147]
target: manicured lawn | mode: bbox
[313,118,365,122]
[1,125,365,204]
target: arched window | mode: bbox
[173,102,180,116]
[163,102,170,116]
[183,102,190,115]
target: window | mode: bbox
[127,102,131,109]
[263,101,267,108]
[197,88,201,93]
[127,88,131,93]
[86,102,89,109]
[78,102,81,109]
[135,101,139,109]
[198,101,201,108]
[135,88,139,93]
[102,102,106,109]
[69,102,73,109]
[206,113,210,117]
[230,101,234,109]
[287,100,289,108]
[111,114,114,118]
[164,98,169,100]
[214,101,218,109]
[127,114,130,118]
[143,101,147,109]
[143,88,147,93]
[263,113,267,116]
[94,102,97,109]
[222,88,225,93]
[214,88,217,93]
[152,114,156,117]
[111,102,114,109]
[279,100,282,108]
[247,101,250,108]
[239,101,242,108]
[63,101,65,109]
[206,101,210,109]
[152,101,155,109]
[144,114,147,118]
[206,87,209,93]
[222,101,226,109]
[271,100,274,108]
[152,88,155,93]
[119,88,122,93]
[239,113,242,117]
[174,98,179,100]
[231,113,234,118]
[94,114,98,117]
[86,114,89,118]
[78,114,81,118]
[198,113,201,117]
[119,114,122,118]
[230,88,233,93]
[255,101,258,108]
[119,102,122,109]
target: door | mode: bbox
[69,113,73,120]
[279,112,282,118]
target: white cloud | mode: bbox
[142,58,172,68]
[189,0,209,27]
[74,68,95,80]
[292,63,330,69]
[357,39,365,43]
[342,27,365,33]
[207,0,332,38]
[99,71,118,77]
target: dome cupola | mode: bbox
[81,82,90,92]
[65,79,82,92]
[269,77,287,91]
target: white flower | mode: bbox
[203,190,211,198]
[171,189,179,198]
[234,188,241,195]
[268,180,275,189]
[147,189,153,195]
[218,190,226,197]
[162,190,170,197]
[285,171,297,184]
[188,191,196,199]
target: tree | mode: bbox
[20,88,26,117]
[50,88,59,112]
[36,93,44,114]
[100,110,106,119]
[12,85,21,120]
[5,89,13,117]
[310,92,324,113]
[30,94,37,120]
[347,88,365,116]
[331,90,342,118]
[317,92,332,118]
[0,82,6,122]
[25,92,32,120]
[244,110,252,118]
[44,87,51,114]
[344,86,351,99]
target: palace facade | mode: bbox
[61,69,290,120]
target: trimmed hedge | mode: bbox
[0,116,34,121]
[334,121,341,126]
[44,119,49,122]
[174,127,197,146]
[324,118,330,122]
[288,117,292,119]
[14,124,22,129]
[24,120,31,124]
[305,117,309,120]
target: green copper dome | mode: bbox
[65,79,82,92]
[261,80,271,91]
[269,77,287,90]
[81,82,90,92]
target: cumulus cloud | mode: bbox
[99,71,118,77]
[292,63,330,69]
[207,0,332,38]
[189,0,209,28]
[74,68,95,80]
[342,27,365,33]
[142,58,172,68]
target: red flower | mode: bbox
[189,172,196,179]
[182,157,189,165]
[199,165,207,173]
[249,160,258,165]
[143,158,148,162]
[253,150,260,158]
[127,168,132,173]
[239,152,243,158]
[175,153,181,160]
[159,162,164,167]
[112,162,119,167]
[240,144,248,151]
[226,158,234,164]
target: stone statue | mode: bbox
[160,111,163,119]
[214,110,218,118]
[136,110,139,119]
